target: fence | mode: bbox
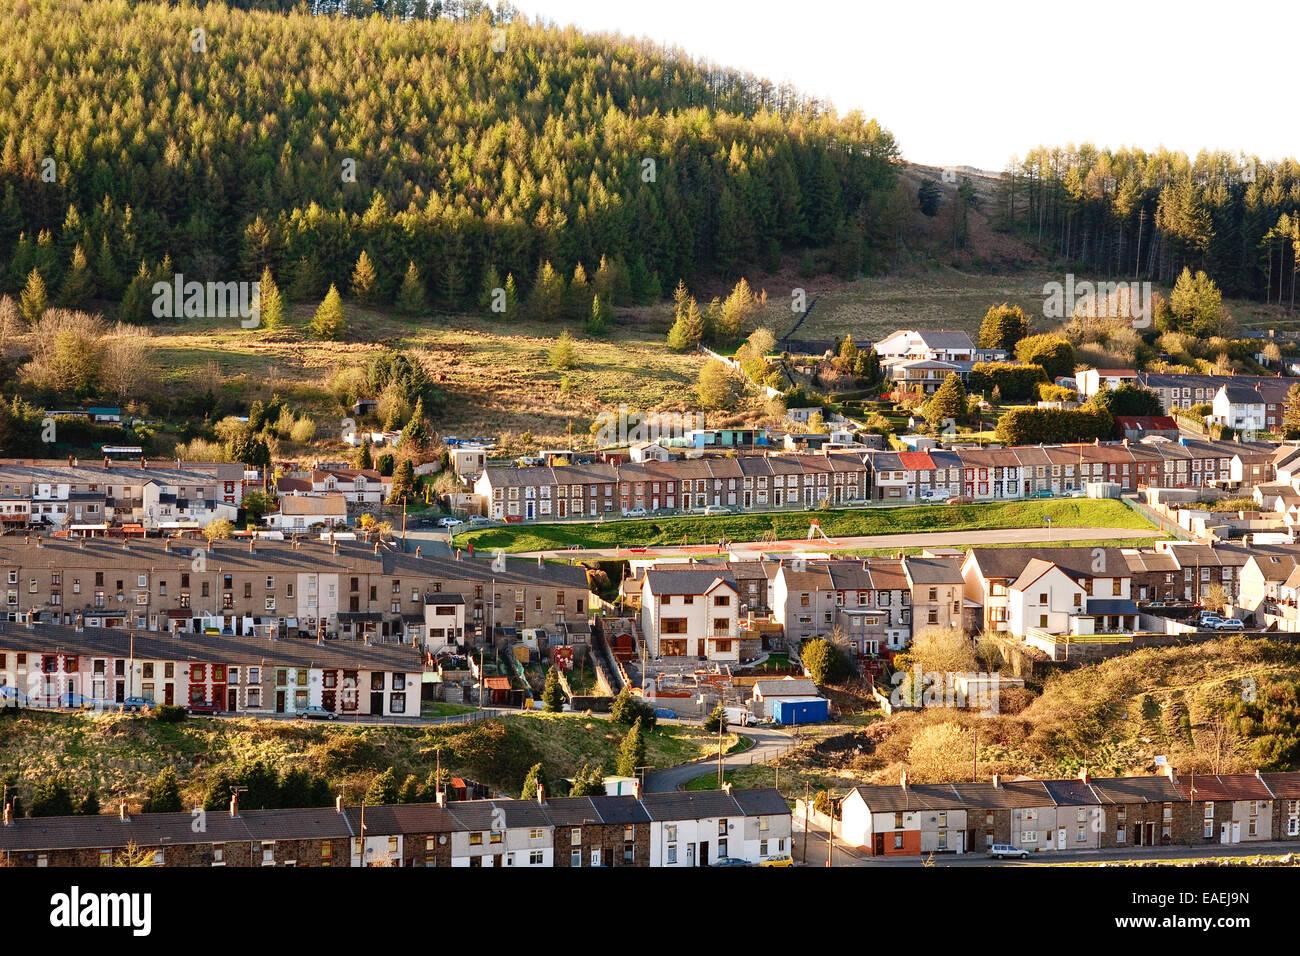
[1121,493,1193,540]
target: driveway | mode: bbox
[645,724,793,792]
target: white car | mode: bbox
[987,844,1029,860]
[1213,618,1244,631]
[436,517,465,528]
[622,507,648,518]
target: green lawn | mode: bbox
[419,702,479,718]
[454,499,1156,552]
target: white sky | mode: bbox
[515,0,1290,170]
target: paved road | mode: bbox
[523,526,1158,560]
[645,725,793,792]
[792,824,1300,867]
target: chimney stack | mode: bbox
[536,784,546,805]
[78,537,85,549]
[335,794,344,814]
[900,769,909,791]
[248,538,255,553]
[35,536,42,548]
[104,457,110,468]
[119,801,129,822]
[332,540,338,555]
[230,792,239,818]
[721,781,733,796]
[3,802,11,826]
[415,546,422,558]
[1162,764,1176,782]
[1078,765,1090,785]
[992,773,1001,789]
[374,542,380,554]
[435,792,446,807]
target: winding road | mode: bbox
[645,724,794,792]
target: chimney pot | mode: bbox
[249,539,255,552]
[900,769,909,790]
[230,793,239,818]
[537,784,545,805]
[992,773,1001,789]
[119,801,129,822]
[335,794,344,814]
[435,792,446,807]
[1078,765,1090,785]
[3,802,11,826]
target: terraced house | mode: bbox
[0,788,790,868]
[0,537,589,646]
[0,623,423,715]
[0,459,244,531]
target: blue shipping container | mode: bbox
[772,696,828,725]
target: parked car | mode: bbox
[919,489,945,501]
[468,516,493,525]
[299,705,339,720]
[58,693,93,708]
[186,701,224,716]
[1197,614,1224,629]
[436,516,464,528]
[1031,489,1054,499]
[759,853,794,868]
[709,856,753,867]
[1146,601,1167,609]
[946,495,973,505]
[121,697,153,712]
[987,844,1029,860]
[1213,619,1245,631]
[703,505,734,515]
[1068,489,1085,498]
[622,507,648,518]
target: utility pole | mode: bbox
[717,716,724,787]
[973,727,979,782]
[802,784,810,864]
[825,788,834,868]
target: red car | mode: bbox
[946,495,973,505]
[186,701,224,716]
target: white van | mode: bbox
[987,844,1029,859]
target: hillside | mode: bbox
[0,0,899,310]
[0,709,738,812]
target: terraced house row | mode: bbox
[0,537,590,649]
[0,787,791,868]
[841,768,1300,856]
[474,437,1275,518]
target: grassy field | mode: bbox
[829,536,1166,557]
[0,709,737,811]
[453,498,1157,552]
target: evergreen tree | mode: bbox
[395,261,426,315]
[398,774,421,804]
[1284,383,1300,440]
[398,397,428,448]
[531,260,565,321]
[615,717,646,777]
[924,373,967,426]
[31,777,76,817]
[549,330,577,370]
[585,292,609,334]
[365,768,400,805]
[79,787,100,816]
[388,458,415,502]
[567,763,605,798]
[355,438,374,470]
[119,260,155,323]
[59,244,95,307]
[142,767,183,814]
[278,766,314,808]
[542,666,564,712]
[258,266,284,331]
[479,265,503,311]
[666,296,703,351]
[704,703,729,734]
[521,762,550,800]
[351,250,378,304]
[20,268,46,325]
[311,284,345,340]
[567,262,591,321]
[978,303,1031,352]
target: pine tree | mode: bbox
[395,261,426,315]
[666,296,703,351]
[388,458,415,502]
[978,303,1030,352]
[351,250,378,304]
[521,762,550,800]
[542,666,564,712]
[20,268,46,325]
[479,265,503,311]
[119,260,154,323]
[311,284,345,340]
[548,331,577,370]
[398,397,428,449]
[566,262,590,321]
[615,718,646,777]
[531,260,565,321]
[79,787,100,816]
[398,774,421,804]
[503,273,519,318]
[924,373,967,426]
[258,266,284,331]
[59,244,95,307]
[585,292,609,334]
[142,767,183,813]
[31,777,75,817]
[364,768,400,805]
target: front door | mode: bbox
[164,684,174,706]
[275,690,285,713]
[699,841,709,867]
[227,687,237,711]
[370,691,384,715]
[686,844,694,867]
[1057,828,1066,850]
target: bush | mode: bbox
[966,362,1048,402]
[802,638,848,685]
[153,704,187,723]
[704,703,728,734]
[609,685,658,731]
